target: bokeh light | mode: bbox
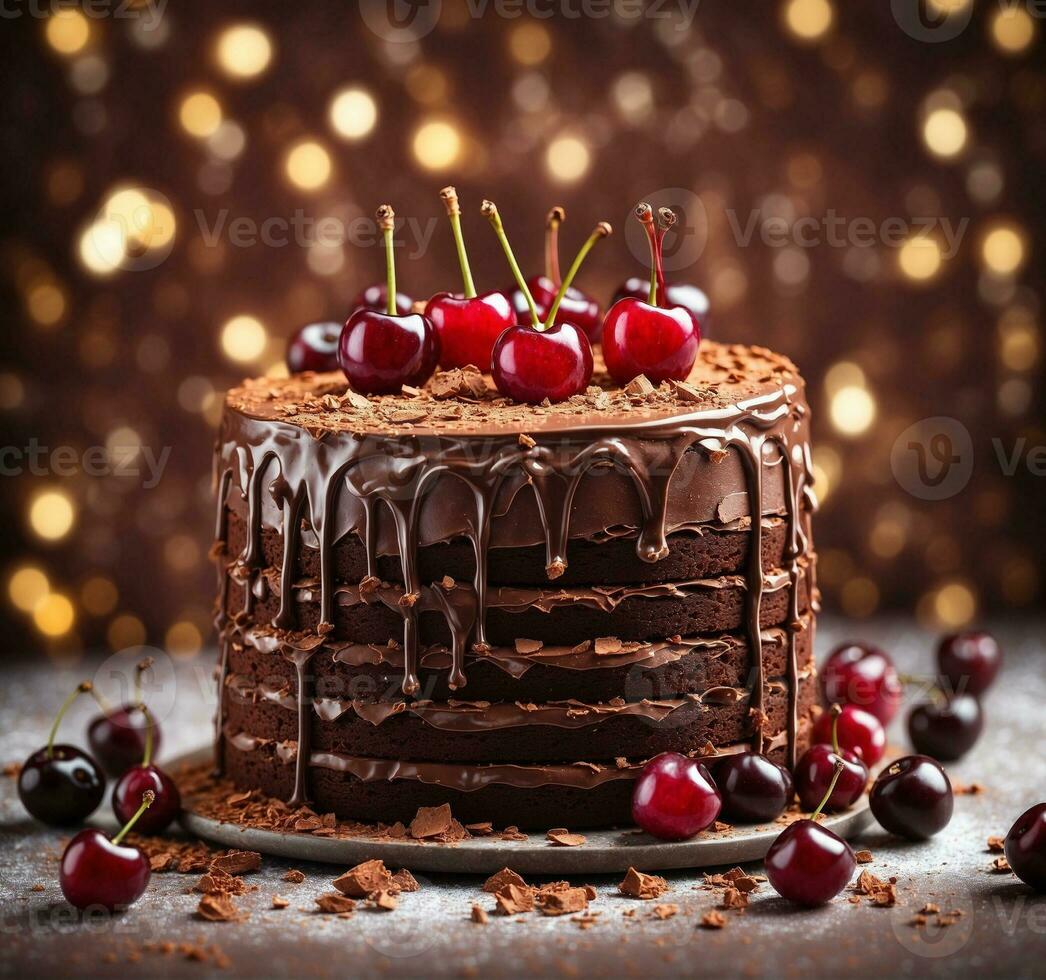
[990,6,1035,54]
[179,91,223,138]
[546,136,591,183]
[829,385,876,436]
[9,566,50,613]
[284,140,332,190]
[220,315,268,363]
[897,234,943,281]
[29,489,76,542]
[411,120,462,171]
[215,23,273,79]
[782,0,834,42]
[508,22,552,65]
[33,592,75,637]
[981,223,1026,275]
[922,108,968,159]
[45,10,90,56]
[329,87,378,141]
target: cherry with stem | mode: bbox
[112,704,182,833]
[794,703,869,811]
[88,657,163,777]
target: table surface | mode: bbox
[3,616,1045,979]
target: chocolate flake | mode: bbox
[196,894,244,923]
[332,859,393,898]
[471,904,489,924]
[409,803,453,839]
[546,828,587,847]
[315,893,356,914]
[619,867,669,900]
[700,910,727,929]
[484,868,527,893]
[210,850,261,875]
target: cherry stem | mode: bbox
[482,200,540,330]
[112,789,155,846]
[87,685,113,717]
[636,203,659,306]
[140,703,154,769]
[47,682,92,759]
[543,222,612,330]
[654,207,674,306]
[545,206,565,285]
[811,761,845,821]
[830,702,842,755]
[376,205,397,316]
[134,657,153,706]
[440,186,476,299]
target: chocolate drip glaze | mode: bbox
[211,344,815,806]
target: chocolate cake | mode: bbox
[211,341,818,828]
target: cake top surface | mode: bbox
[224,341,803,438]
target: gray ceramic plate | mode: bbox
[175,747,873,874]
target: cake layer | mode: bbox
[223,618,815,703]
[221,670,816,763]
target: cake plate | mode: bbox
[175,747,874,875]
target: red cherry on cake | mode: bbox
[907,693,983,762]
[811,703,885,765]
[339,205,440,395]
[1005,803,1046,890]
[87,658,163,777]
[112,705,180,834]
[351,282,414,317]
[937,630,1002,697]
[483,200,609,404]
[507,207,602,341]
[425,186,514,370]
[612,277,709,334]
[712,751,793,823]
[632,752,722,840]
[794,705,868,812]
[820,641,903,725]
[766,761,857,906]
[286,321,342,374]
[870,754,953,840]
[60,790,154,911]
[19,682,105,826]
[602,204,701,385]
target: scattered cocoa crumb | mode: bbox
[546,828,587,847]
[271,895,289,909]
[282,869,306,883]
[484,868,527,893]
[624,374,655,397]
[991,856,1012,873]
[194,869,249,896]
[987,836,1006,854]
[518,433,536,448]
[315,893,356,914]
[515,638,544,654]
[701,910,727,929]
[538,887,590,917]
[391,869,420,893]
[465,822,493,836]
[499,826,528,842]
[370,890,398,912]
[409,803,453,839]
[471,904,489,924]
[30,883,45,892]
[196,894,244,923]
[619,867,669,900]
[3,761,21,778]
[210,850,261,875]
[953,781,985,795]
[333,859,393,898]
[855,850,874,864]
[494,883,535,915]
[652,903,679,920]
[721,887,749,910]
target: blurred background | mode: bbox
[1,0,1042,663]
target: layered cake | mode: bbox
[211,342,818,828]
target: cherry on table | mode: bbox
[794,706,868,811]
[712,751,793,823]
[601,205,701,386]
[765,761,857,906]
[19,681,105,826]
[87,658,163,777]
[632,752,722,841]
[612,277,709,335]
[60,790,154,911]
[937,631,1002,697]
[811,702,885,766]
[351,282,414,317]
[907,693,983,762]
[870,754,953,840]
[820,641,903,725]
[112,705,181,833]
[1005,803,1046,891]
[286,321,342,373]
[338,205,440,395]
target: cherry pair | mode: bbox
[795,704,868,812]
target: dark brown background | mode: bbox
[1,0,1042,661]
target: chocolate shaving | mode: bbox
[619,867,669,900]
[409,803,453,839]
[210,850,261,875]
[484,868,527,893]
[332,859,393,898]
[701,910,727,929]
[471,904,489,924]
[546,828,587,847]
[196,894,244,922]
[315,893,356,914]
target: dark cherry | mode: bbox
[602,205,701,385]
[766,762,856,906]
[60,790,154,911]
[1005,803,1046,891]
[907,694,983,762]
[88,704,161,778]
[111,706,180,833]
[820,641,903,725]
[338,205,440,395]
[351,282,414,317]
[19,681,105,826]
[286,321,342,373]
[612,277,709,334]
[811,703,886,765]
[713,752,793,823]
[937,631,1002,697]
[870,754,953,840]
[794,744,868,812]
[632,752,722,840]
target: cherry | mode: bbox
[60,790,154,911]
[484,199,607,404]
[713,752,793,823]
[766,762,857,906]
[507,207,602,341]
[87,658,163,777]
[612,277,709,334]
[602,205,701,386]
[112,706,181,833]
[425,186,514,370]
[907,693,983,762]
[870,754,953,840]
[1005,803,1046,891]
[794,706,869,812]
[811,702,886,766]
[632,752,722,841]
[351,282,414,317]
[937,631,1002,697]
[19,682,105,826]
[286,321,342,373]
[820,641,903,725]
[339,205,440,394]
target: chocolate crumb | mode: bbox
[484,868,527,893]
[546,828,587,847]
[315,893,356,914]
[282,869,306,883]
[619,867,669,900]
[271,895,289,909]
[210,850,261,875]
[471,904,489,924]
[332,859,393,898]
[701,910,727,929]
[409,803,453,839]
[196,894,244,923]
[855,850,874,864]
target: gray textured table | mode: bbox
[3,617,1045,979]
